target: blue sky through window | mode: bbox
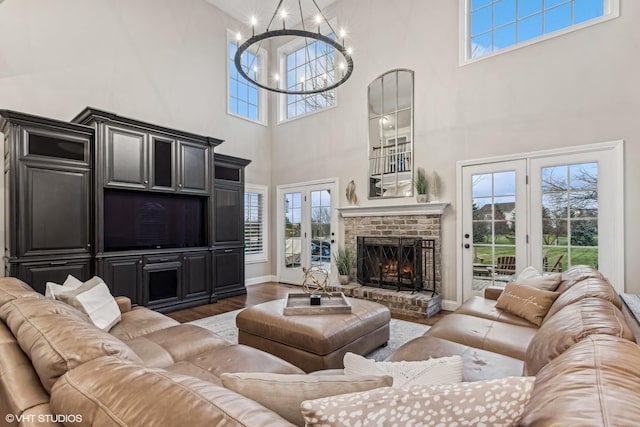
[229,42,259,121]
[469,0,605,59]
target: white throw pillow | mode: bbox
[517,266,542,281]
[45,274,84,299]
[343,352,463,388]
[54,276,121,331]
[514,266,562,291]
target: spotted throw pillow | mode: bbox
[301,376,535,427]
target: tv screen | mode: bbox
[104,190,206,251]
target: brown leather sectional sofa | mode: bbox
[389,265,640,425]
[2,265,640,426]
[0,277,303,426]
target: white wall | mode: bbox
[269,0,640,298]
[0,0,273,280]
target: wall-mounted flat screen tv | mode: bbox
[104,189,206,251]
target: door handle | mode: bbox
[331,239,335,243]
[464,244,470,249]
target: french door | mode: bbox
[461,160,528,300]
[460,141,624,302]
[277,180,338,285]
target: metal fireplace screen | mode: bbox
[357,236,436,293]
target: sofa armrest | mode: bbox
[484,286,504,300]
[115,296,132,313]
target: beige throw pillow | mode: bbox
[343,352,463,388]
[45,274,83,299]
[54,276,121,331]
[495,282,559,326]
[220,372,392,426]
[301,376,535,427]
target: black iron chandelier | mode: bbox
[233,0,354,95]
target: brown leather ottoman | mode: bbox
[236,297,390,372]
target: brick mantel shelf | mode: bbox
[337,202,448,217]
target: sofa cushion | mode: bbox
[301,376,535,427]
[0,298,142,392]
[520,335,640,426]
[426,313,536,360]
[166,344,305,385]
[53,276,121,331]
[109,306,180,341]
[386,335,524,382]
[343,352,463,388]
[456,296,538,328]
[50,356,295,427]
[221,372,392,426]
[0,277,43,308]
[543,276,622,322]
[524,297,634,375]
[495,282,559,326]
[556,264,605,293]
[126,324,233,368]
[0,322,50,421]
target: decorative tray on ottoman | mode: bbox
[283,292,351,315]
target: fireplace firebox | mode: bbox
[357,236,436,293]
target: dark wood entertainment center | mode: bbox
[0,108,250,312]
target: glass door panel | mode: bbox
[539,162,598,272]
[310,190,331,270]
[462,160,527,301]
[284,192,302,269]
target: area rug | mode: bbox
[189,309,429,361]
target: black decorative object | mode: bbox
[233,0,353,95]
[310,294,322,305]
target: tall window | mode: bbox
[227,31,266,124]
[244,184,268,263]
[462,0,619,61]
[281,34,337,120]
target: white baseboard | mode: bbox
[441,299,459,312]
[245,275,277,286]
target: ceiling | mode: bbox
[205,0,339,26]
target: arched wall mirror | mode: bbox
[368,69,414,198]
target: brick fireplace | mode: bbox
[331,203,447,317]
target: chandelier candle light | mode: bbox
[234,0,354,95]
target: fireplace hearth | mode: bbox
[357,236,435,293]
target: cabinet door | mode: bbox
[105,125,148,189]
[20,164,91,257]
[213,247,245,298]
[178,142,209,194]
[143,261,182,307]
[150,135,175,191]
[214,182,244,245]
[183,251,211,300]
[15,259,91,295]
[99,256,143,305]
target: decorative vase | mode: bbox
[339,275,349,285]
[416,193,428,203]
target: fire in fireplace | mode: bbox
[357,236,435,293]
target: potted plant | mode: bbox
[415,167,428,202]
[333,247,356,285]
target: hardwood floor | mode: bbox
[167,282,449,326]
